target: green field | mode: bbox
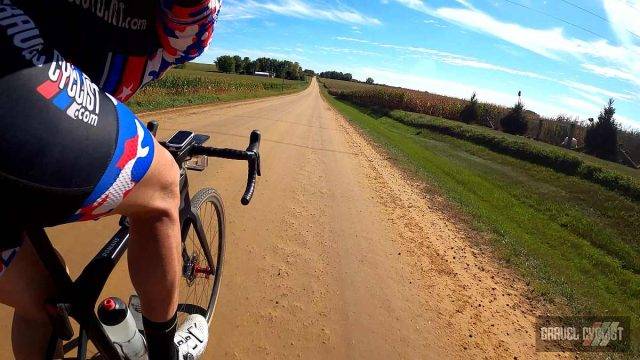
[320,87,640,351]
[319,79,640,205]
[321,77,640,174]
[389,110,640,181]
[387,111,640,205]
[126,62,309,113]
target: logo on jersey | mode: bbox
[67,0,148,31]
[0,0,47,66]
[36,53,101,127]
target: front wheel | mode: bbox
[178,188,225,325]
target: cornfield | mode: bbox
[127,66,308,113]
[142,69,302,95]
[321,78,639,165]
[323,78,506,125]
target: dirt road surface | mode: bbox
[0,79,557,359]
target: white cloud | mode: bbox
[390,1,640,88]
[572,90,606,107]
[581,63,640,86]
[222,0,381,25]
[603,0,640,47]
[336,37,547,78]
[334,37,633,102]
[387,0,640,111]
[433,6,634,64]
[335,36,372,44]
[392,0,432,14]
[454,0,473,7]
[604,0,640,109]
[399,46,542,78]
[392,1,635,62]
[558,80,632,102]
[424,19,446,27]
[355,67,556,114]
[558,96,601,116]
[316,46,381,56]
[615,115,639,130]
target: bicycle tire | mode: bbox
[178,187,225,325]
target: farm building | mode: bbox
[254,71,274,78]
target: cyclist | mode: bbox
[0,0,222,358]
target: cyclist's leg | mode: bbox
[115,144,182,321]
[0,143,182,360]
[0,52,179,360]
[0,4,180,358]
[113,144,182,357]
[0,119,181,359]
[0,233,61,358]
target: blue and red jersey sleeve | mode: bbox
[108,0,222,102]
[156,0,222,71]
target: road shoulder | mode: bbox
[322,94,567,359]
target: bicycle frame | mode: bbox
[28,169,210,360]
[23,122,260,359]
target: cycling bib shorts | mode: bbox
[0,0,221,276]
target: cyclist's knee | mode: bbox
[147,147,181,213]
[120,145,180,218]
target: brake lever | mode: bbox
[249,130,261,177]
[241,131,262,205]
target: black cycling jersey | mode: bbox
[3,0,220,101]
[0,0,221,273]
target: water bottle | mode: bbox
[98,297,148,360]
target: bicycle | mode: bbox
[26,120,262,359]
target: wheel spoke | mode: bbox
[177,190,223,326]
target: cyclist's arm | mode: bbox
[156,0,222,67]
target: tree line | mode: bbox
[215,55,309,81]
[461,91,622,162]
[319,71,375,85]
[319,71,353,81]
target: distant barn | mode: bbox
[254,71,273,78]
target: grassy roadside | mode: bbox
[321,77,640,169]
[388,110,640,201]
[320,88,640,351]
[127,63,310,113]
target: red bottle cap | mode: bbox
[102,298,116,311]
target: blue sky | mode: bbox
[201,0,640,129]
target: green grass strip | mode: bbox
[389,110,640,203]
